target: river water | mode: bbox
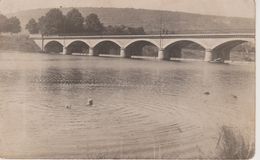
[0,52,255,158]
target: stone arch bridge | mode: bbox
[31,33,255,61]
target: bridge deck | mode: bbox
[31,33,255,40]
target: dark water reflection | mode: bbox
[0,52,255,158]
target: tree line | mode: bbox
[26,8,146,35]
[0,14,21,34]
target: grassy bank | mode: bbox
[0,34,41,53]
[216,126,254,159]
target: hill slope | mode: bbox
[0,35,40,52]
[7,7,255,34]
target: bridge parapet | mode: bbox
[30,33,255,40]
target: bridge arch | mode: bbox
[93,40,122,49]
[163,40,206,60]
[93,40,121,56]
[44,41,64,53]
[212,40,255,61]
[125,39,159,48]
[66,40,90,55]
[125,40,159,58]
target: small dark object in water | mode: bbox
[66,105,71,109]
[88,99,93,106]
[232,95,238,99]
[204,91,210,95]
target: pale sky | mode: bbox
[0,0,255,18]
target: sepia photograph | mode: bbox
[0,0,256,159]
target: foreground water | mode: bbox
[0,52,255,158]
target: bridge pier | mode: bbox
[62,47,67,55]
[157,48,165,60]
[42,47,45,53]
[204,49,213,62]
[157,48,170,60]
[88,47,94,56]
[120,48,126,58]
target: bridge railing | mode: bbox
[30,33,255,40]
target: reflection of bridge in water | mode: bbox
[31,33,255,62]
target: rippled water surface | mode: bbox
[0,52,255,158]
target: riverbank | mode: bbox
[0,34,41,53]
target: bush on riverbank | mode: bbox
[0,34,41,52]
[216,126,254,159]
